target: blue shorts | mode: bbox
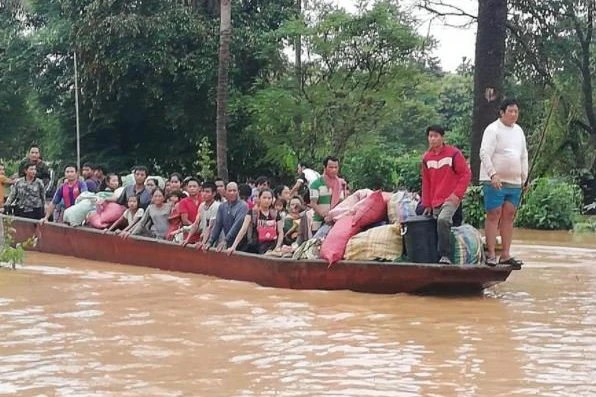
[483,184,522,211]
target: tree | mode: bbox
[470,0,507,181]
[216,0,232,181]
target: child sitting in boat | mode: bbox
[104,195,144,234]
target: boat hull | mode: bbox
[5,216,514,294]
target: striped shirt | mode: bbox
[309,176,344,231]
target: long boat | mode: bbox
[5,215,516,294]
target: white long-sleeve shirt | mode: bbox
[479,119,529,186]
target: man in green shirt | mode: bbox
[309,156,346,232]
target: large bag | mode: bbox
[328,189,372,221]
[319,215,359,265]
[387,191,418,224]
[345,224,402,261]
[450,224,484,265]
[352,190,387,229]
[63,200,95,226]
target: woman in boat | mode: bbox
[166,190,185,241]
[168,173,183,194]
[226,189,283,255]
[124,188,171,239]
[283,196,305,246]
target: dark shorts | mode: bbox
[14,207,44,220]
[483,184,522,211]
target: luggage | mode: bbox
[402,215,439,263]
[320,216,359,265]
[450,224,484,265]
[344,224,402,261]
[387,191,418,224]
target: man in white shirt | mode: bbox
[290,162,321,203]
[479,98,528,269]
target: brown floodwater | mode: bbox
[1,230,595,396]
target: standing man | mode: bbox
[290,162,321,203]
[115,166,152,209]
[309,156,346,232]
[18,145,51,186]
[81,162,99,193]
[421,125,471,264]
[480,99,528,268]
[41,164,87,223]
[182,181,221,248]
[203,182,249,252]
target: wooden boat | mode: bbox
[5,215,516,294]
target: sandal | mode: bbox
[498,257,524,270]
[485,257,498,267]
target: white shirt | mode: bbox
[479,119,529,186]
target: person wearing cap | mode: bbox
[421,125,471,264]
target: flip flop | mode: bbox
[485,257,498,267]
[498,257,523,269]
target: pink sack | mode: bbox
[99,203,126,224]
[328,189,372,221]
[86,212,108,229]
[352,190,387,229]
[320,216,360,265]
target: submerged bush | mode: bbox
[463,185,485,228]
[515,178,583,230]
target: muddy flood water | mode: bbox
[1,230,595,396]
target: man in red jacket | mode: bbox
[421,125,472,264]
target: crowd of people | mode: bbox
[0,99,528,267]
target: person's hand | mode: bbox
[202,243,211,252]
[215,242,226,253]
[446,193,460,206]
[422,207,432,216]
[102,228,109,234]
[195,242,203,251]
[324,214,334,224]
[39,217,48,225]
[120,231,131,239]
[225,247,235,256]
[490,174,502,190]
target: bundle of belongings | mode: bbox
[293,189,485,266]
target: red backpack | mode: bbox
[251,208,278,242]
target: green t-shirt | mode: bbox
[309,176,344,230]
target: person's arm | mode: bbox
[42,184,63,222]
[421,159,430,211]
[225,204,249,247]
[226,214,251,255]
[106,214,126,232]
[452,151,472,202]
[479,124,498,178]
[5,181,18,206]
[520,130,529,184]
[308,181,327,218]
[275,218,284,250]
[289,175,305,197]
[206,205,225,247]
[129,207,151,236]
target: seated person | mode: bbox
[182,181,220,248]
[123,188,171,239]
[227,189,283,255]
[104,195,144,233]
[202,182,249,252]
[166,190,185,241]
[283,196,306,246]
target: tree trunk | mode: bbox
[470,0,507,181]
[215,0,231,181]
[295,0,302,93]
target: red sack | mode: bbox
[99,203,126,224]
[352,190,387,229]
[320,215,359,265]
[86,212,108,229]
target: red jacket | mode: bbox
[421,145,471,209]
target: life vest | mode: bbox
[62,181,81,208]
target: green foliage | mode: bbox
[394,151,423,193]
[0,217,36,270]
[194,136,216,181]
[245,1,434,167]
[463,185,485,228]
[516,178,583,230]
[342,148,399,191]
